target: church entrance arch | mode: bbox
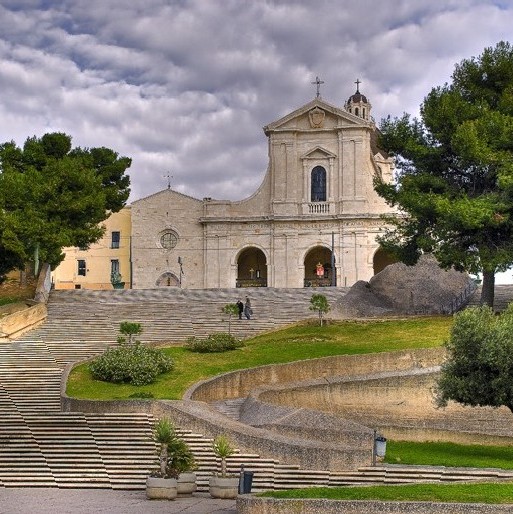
[373,248,399,275]
[304,246,334,287]
[156,272,180,287]
[236,247,267,288]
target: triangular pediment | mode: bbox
[301,146,337,160]
[263,98,370,134]
[132,187,201,206]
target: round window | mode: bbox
[160,231,178,249]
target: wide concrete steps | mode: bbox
[6,285,513,491]
[22,287,346,344]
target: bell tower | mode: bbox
[344,78,371,121]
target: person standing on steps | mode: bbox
[244,297,253,320]
[236,299,244,320]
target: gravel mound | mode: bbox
[332,255,471,318]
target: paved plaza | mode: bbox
[0,489,237,514]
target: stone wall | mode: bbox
[0,263,50,339]
[0,302,47,339]
[243,361,513,446]
[185,348,444,402]
[61,393,370,471]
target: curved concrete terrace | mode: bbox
[64,345,513,473]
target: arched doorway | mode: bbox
[373,248,399,275]
[156,272,180,287]
[237,248,267,287]
[304,246,334,287]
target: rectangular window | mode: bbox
[77,260,86,276]
[111,259,120,275]
[111,231,120,249]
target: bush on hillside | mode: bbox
[185,332,244,353]
[89,342,174,386]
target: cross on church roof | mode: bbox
[355,78,361,93]
[164,172,173,189]
[311,76,324,98]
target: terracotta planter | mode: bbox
[177,472,197,497]
[209,475,239,499]
[146,476,178,500]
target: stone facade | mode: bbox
[131,89,397,290]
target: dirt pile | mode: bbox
[332,255,472,319]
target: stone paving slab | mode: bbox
[0,489,237,514]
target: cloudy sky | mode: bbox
[1,0,512,205]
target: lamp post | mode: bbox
[178,256,183,288]
[331,231,336,286]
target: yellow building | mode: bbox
[52,207,131,290]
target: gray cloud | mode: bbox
[0,0,512,203]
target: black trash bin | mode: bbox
[238,470,254,494]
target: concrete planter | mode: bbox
[146,477,178,500]
[209,476,239,499]
[177,472,197,497]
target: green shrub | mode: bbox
[89,342,174,386]
[185,332,244,353]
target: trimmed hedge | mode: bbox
[185,332,244,353]
[89,342,174,386]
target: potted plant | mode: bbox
[209,434,238,499]
[146,418,178,500]
[111,271,125,289]
[168,436,197,497]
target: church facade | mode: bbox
[52,86,397,290]
[129,87,397,290]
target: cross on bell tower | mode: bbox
[344,79,371,120]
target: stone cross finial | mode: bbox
[311,76,324,98]
[164,172,173,189]
[355,78,361,93]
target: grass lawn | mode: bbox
[258,482,513,503]
[66,316,451,400]
[385,440,513,470]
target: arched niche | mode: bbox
[373,248,399,275]
[237,247,267,287]
[304,246,334,287]
[156,272,180,287]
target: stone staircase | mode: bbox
[466,284,513,311]
[32,287,347,344]
[1,286,513,491]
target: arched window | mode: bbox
[311,166,326,202]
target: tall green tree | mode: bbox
[375,41,513,307]
[0,132,131,277]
